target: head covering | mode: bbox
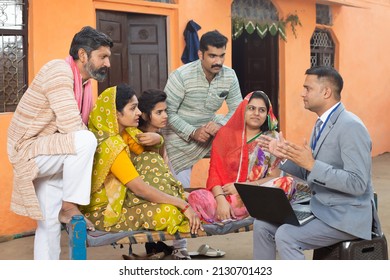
[88,85,128,190]
[206,91,278,189]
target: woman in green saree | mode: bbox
[81,84,201,239]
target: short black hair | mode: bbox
[138,89,167,127]
[69,26,113,60]
[305,66,343,99]
[199,30,228,53]
[115,84,137,112]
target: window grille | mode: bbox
[310,29,334,67]
[0,0,27,113]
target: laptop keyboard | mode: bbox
[294,210,313,221]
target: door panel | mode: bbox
[96,11,128,94]
[128,14,167,94]
[96,11,167,96]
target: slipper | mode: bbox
[172,248,191,260]
[189,244,225,258]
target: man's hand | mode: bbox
[204,121,222,136]
[257,131,287,158]
[276,138,315,171]
[191,126,212,143]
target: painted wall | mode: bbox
[276,0,390,155]
[1,0,389,236]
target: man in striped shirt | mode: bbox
[7,26,113,259]
[163,30,242,188]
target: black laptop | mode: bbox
[235,183,315,226]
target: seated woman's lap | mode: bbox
[85,201,189,234]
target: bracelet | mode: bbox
[214,193,226,199]
[181,203,190,213]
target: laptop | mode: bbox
[235,183,315,226]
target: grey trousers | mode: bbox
[253,218,357,260]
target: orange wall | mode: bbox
[276,0,390,155]
[1,0,390,236]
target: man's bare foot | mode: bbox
[59,202,95,231]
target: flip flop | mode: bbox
[189,244,226,258]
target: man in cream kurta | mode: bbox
[7,26,112,260]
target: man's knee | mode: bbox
[275,224,295,247]
[74,130,97,151]
[253,219,272,239]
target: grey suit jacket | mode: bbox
[281,103,381,240]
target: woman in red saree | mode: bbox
[188,91,284,223]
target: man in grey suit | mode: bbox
[254,66,381,259]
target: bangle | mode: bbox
[214,193,226,199]
[181,204,190,213]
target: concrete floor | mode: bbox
[0,152,389,260]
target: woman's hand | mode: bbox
[215,197,234,221]
[222,183,238,195]
[182,205,203,234]
[137,132,161,146]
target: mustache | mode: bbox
[97,66,109,74]
[212,64,222,68]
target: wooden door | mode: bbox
[232,33,279,118]
[128,14,167,95]
[96,11,128,94]
[96,11,167,95]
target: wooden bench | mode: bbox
[66,216,254,259]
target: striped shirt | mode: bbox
[7,59,86,219]
[163,59,242,173]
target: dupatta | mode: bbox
[206,91,278,190]
[65,55,92,125]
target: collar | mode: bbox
[318,102,341,126]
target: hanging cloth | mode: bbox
[181,20,201,64]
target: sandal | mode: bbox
[189,244,225,258]
[172,248,191,260]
